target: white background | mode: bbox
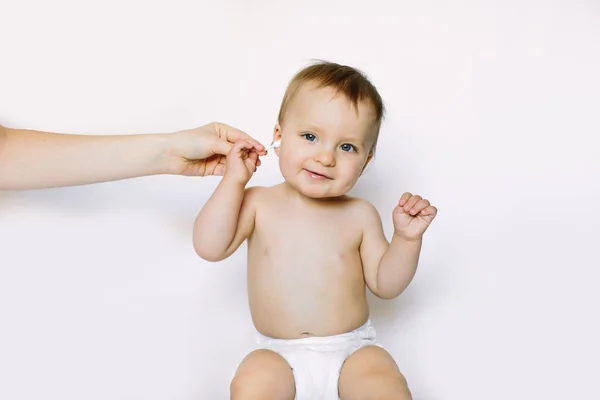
[1,1,599,399]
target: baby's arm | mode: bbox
[193,182,259,262]
[359,194,437,299]
[192,139,265,262]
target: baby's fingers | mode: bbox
[231,139,254,154]
[243,138,267,155]
[398,192,412,207]
[243,150,259,171]
[419,205,438,220]
[403,194,422,213]
[231,140,262,160]
[408,198,430,215]
[248,151,259,165]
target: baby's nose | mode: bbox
[314,147,335,166]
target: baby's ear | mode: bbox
[361,151,374,175]
[272,124,282,157]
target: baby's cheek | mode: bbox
[350,163,366,178]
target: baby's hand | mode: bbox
[224,139,266,184]
[392,192,438,241]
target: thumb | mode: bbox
[211,138,233,156]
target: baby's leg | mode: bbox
[338,345,412,400]
[230,349,295,400]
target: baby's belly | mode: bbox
[247,258,370,339]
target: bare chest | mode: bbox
[249,209,363,269]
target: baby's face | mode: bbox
[274,83,377,199]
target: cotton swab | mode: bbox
[266,139,281,151]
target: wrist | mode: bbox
[392,232,423,243]
[156,132,181,175]
[221,173,250,188]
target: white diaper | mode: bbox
[255,320,381,400]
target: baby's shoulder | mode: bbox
[242,184,280,207]
[340,196,382,221]
[243,185,268,202]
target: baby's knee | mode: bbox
[230,369,269,398]
[230,371,293,400]
[230,350,295,400]
[363,370,412,399]
[230,373,264,400]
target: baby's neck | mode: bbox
[278,181,349,206]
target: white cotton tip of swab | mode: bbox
[267,139,281,150]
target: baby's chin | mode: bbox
[283,179,353,200]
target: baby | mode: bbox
[193,61,437,400]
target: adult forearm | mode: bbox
[375,235,422,299]
[0,126,170,190]
[192,177,246,260]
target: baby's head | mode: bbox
[272,60,384,199]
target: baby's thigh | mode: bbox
[338,345,412,400]
[230,349,295,400]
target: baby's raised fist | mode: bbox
[393,192,438,241]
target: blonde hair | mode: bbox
[277,60,385,151]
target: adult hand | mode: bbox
[166,122,266,177]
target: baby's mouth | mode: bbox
[304,169,332,180]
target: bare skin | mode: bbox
[0,122,264,190]
[230,350,296,399]
[247,183,371,338]
[338,345,413,399]
[193,83,437,399]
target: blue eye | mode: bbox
[340,143,356,152]
[302,133,316,141]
